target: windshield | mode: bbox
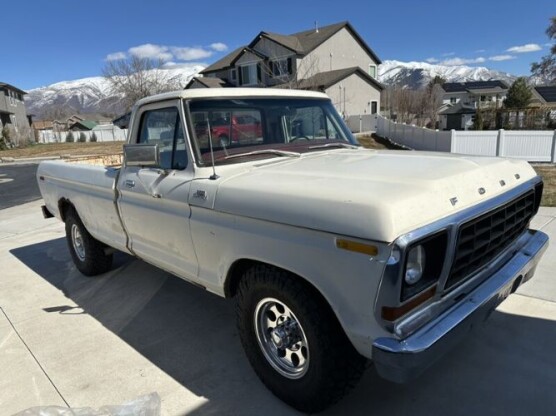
[186,98,358,166]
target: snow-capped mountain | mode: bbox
[25,64,204,119]
[378,60,517,89]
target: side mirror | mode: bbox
[124,144,160,168]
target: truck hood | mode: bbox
[213,149,537,242]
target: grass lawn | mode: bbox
[356,134,404,150]
[533,165,556,207]
[0,142,123,158]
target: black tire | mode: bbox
[236,264,366,413]
[65,207,113,276]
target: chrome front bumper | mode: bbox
[372,229,549,383]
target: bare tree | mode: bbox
[102,56,183,110]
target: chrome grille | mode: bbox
[447,190,536,289]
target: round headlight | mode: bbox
[405,245,426,285]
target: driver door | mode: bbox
[117,100,198,280]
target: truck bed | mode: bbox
[37,157,129,253]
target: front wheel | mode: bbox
[236,265,366,413]
[65,208,113,276]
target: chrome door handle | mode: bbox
[125,180,135,188]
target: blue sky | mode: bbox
[2,0,554,90]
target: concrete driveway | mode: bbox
[1,200,555,415]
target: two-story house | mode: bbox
[439,81,509,130]
[186,21,383,117]
[0,82,31,138]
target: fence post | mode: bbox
[450,130,457,153]
[551,130,556,163]
[359,114,362,133]
[496,129,504,157]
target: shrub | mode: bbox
[78,132,87,142]
[90,132,98,142]
[66,131,75,143]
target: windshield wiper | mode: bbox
[225,149,301,160]
[308,143,359,150]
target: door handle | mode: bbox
[125,180,135,188]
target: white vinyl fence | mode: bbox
[37,128,128,143]
[374,114,556,163]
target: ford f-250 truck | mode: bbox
[37,88,548,412]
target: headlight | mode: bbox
[400,231,448,302]
[405,245,426,285]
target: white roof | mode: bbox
[135,88,329,107]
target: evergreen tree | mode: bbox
[504,78,532,109]
[90,132,98,142]
[79,132,87,142]
[66,131,75,143]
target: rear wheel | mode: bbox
[65,208,113,276]
[236,264,366,413]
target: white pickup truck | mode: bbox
[37,88,548,412]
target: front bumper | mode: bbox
[372,229,549,383]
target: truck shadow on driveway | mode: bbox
[10,238,556,416]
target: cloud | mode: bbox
[475,49,486,53]
[129,43,173,61]
[506,43,542,53]
[105,51,127,61]
[440,57,485,66]
[171,47,213,60]
[442,52,455,57]
[425,57,439,63]
[210,42,228,52]
[489,55,516,62]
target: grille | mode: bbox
[446,190,536,289]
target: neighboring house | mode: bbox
[531,86,556,109]
[113,112,131,129]
[441,81,509,109]
[58,114,112,130]
[0,82,31,138]
[439,81,509,130]
[69,120,98,131]
[190,21,383,117]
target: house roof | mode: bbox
[70,120,98,130]
[534,86,556,103]
[184,77,234,89]
[285,66,384,91]
[0,82,27,95]
[442,80,509,93]
[32,120,53,130]
[200,46,244,74]
[200,21,381,74]
[439,102,476,115]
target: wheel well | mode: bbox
[58,198,74,222]
[225,259,330,309]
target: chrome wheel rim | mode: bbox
[71,224,86,261]
[254,297,309,379]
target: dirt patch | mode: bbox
[356,134,405,150]
[0,142,124,158]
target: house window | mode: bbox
[240,64,258,86]
[368,64,377,78]
[450,97,457,104]
[231,69,237,82]
[272,58,292,77]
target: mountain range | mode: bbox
[25,60,521,119]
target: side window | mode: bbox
[138,107,187,170]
